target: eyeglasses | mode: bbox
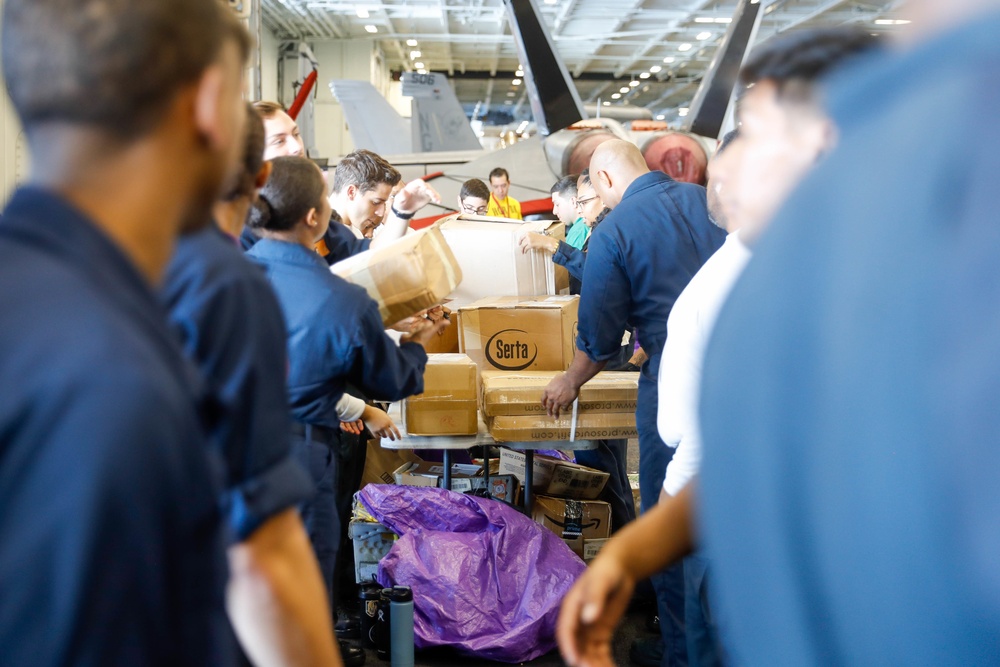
[461,202,488,215]
[574,195,598,209]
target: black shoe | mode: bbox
[629,637,664,667]
[339,640,366,667]
[646,614,660,634]
[335,615,360,640]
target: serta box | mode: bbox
[480,371,638,417]
[498,449,609,500]
[402,354,479,435]
[331,223,462,327]
[458,295,579,373]
[439,215,568,307]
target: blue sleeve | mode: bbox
[239,224,258,252]
[0,376,233,666]
[348,300,429,401]
[322,224,371,265]
[169,273,313,541]
[576,228,632,362]
[553,240,586,282]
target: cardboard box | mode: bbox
[331,223,462,327]
[420,312,459,354]
[439,214,568,307]
[458,295,579,373]
[403,354,479,435]
[480,371,639,417]
[532,495,612,559]
[488,412,638,442]
[360,437,421,487]
[393,460,483,487]
[583,538,609,563]
[498,449,609,500]
[349,520,397,584]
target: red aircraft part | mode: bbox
[642,132,708,185]
[287,69,318,120]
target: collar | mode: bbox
[620,171,673,203]
[247,237,328,268]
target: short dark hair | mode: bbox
[489,167,510,183]
[460,179,490,201]
[578,168,592,188]
[249,156,326,232]
[331,149,402,194]
[739,27,880,103]
[550,175,578,198]
[253,101,286,120]
[223,104,266,202]
[2,0,250,141]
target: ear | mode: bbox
[597,170,613,191]
[192,63,230,151]
[255,161,273,190]
[304,207,319,228]
[346,184,359,201]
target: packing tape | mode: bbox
[426,226,460,290]
[569,397,579,442]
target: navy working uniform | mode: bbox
[242,221,368,266]
[247,238,427,610]
[0,189,233,666]
[576,170,725,666]
[700,16,1000,665]
[163,225,314,541]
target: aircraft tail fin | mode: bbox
[402,71,482,152]
[329,80,412,155]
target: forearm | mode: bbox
[564,348,608,389]
[598,483,696,581]
[335,392,366,422]
[370,214,409,249]
[227,509,342,667]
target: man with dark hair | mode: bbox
[556,25,880,667]
[550,174,590,250]
[329,148,404,239]
[486,166,523,219]
[0,0,250,664]
[458,177,490,215]
[162,106,344,667]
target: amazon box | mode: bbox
[458,295,579,373]
[532,495,612,559]
[402,354,479,435]
[498,449,608,500]
[488,412,638,443]
[331,223,462,327]
[480,371,638,417]
[439,215,568,307]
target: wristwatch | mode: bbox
[391,204,414,220]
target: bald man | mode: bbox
[542,139,725,667]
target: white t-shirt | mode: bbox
[658,233,752,496]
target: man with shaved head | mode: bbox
[543,139,725,666]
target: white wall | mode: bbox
[259,27,280,103]
[0,0,25,204]
[311,39,387,160]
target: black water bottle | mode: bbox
[374,588,393,660]
[358,583,382,650]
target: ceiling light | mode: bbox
[611,93,621,99]
[512,78,522,85]
[656,114,665,120]
[678,43,692,51]
[874,18,911,25]
[364,24,378,33]
[603,101,611,106]
[715,17,733,23]
[663,56,676,64]
[515,69,524,77]
[406,39,418,47]
[504,100,513,105]
[410,50,421,59]
[696,32,712,40]
[695,17,714,23]
[639,72,651,79]
[678,107,689,117]
[417,68,427,74]
[649,65,662,73]
[619,86,629,93]
[507,91,516,97]
[544,0,558,4]
[414,61,424,69]
[357,8,369,18]
[629,80,639,87]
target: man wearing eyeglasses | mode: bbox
[457,178,490,216]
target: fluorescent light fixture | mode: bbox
[515,69,524,77]
[357,8,369,18]
[696,32,712,40]
[512,78,522,85]
[649,65,662,73]
[611,93,621,99]
[695,17,714,23]
[619,86,629,93]
[678,43,692,52]
[678,107,689,117]
[874,18,911,25]
[504,100,513,105]
[507,91,516,97]
[406,39,418,46]
[663,56,676,63]
[414,61,424,69]
[716,17,733,23]
[364,24,378,33]
[656,114,665,120]
[410,50,421,59]
[629,80,639,87]
[639,72,651,79]
[417,68,427,74]
[603,101,611,106]
[544,0,558,4]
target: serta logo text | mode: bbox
[485,329,538,370]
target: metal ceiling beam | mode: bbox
[571,0,647,78]
[439,0,455,76]
[612,0,715,78]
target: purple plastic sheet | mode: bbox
[358,484,585,663]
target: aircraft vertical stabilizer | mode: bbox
[402,71,482,152]
[328,80,412,155]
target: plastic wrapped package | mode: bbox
[357,484,585,663]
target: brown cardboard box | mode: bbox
[498,449,609,500]
[488,412,638,442]
[480,371,639,417]
[360,438,421,487]
[393,460,483,487]
[439,215,569,307]
[402,354,479,435]
[420,313,459,354]
[331,223,462,327]
[458,295,579,374]
[532,495,612,559]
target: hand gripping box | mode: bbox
[480,371,639,417]
[402,353,479,436]
[487,412,638,442]
[331,222,462,327]
[458,295,579,374]
[438,214,568,307]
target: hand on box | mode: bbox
[519,231,559,256]
[362,404,401,441]
[542,373,580,418]
[393,179,442,215]
[400,315,450,350]
[556,554,635,667]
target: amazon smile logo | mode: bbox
[485,329,538,370]
[545,516,603,532]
